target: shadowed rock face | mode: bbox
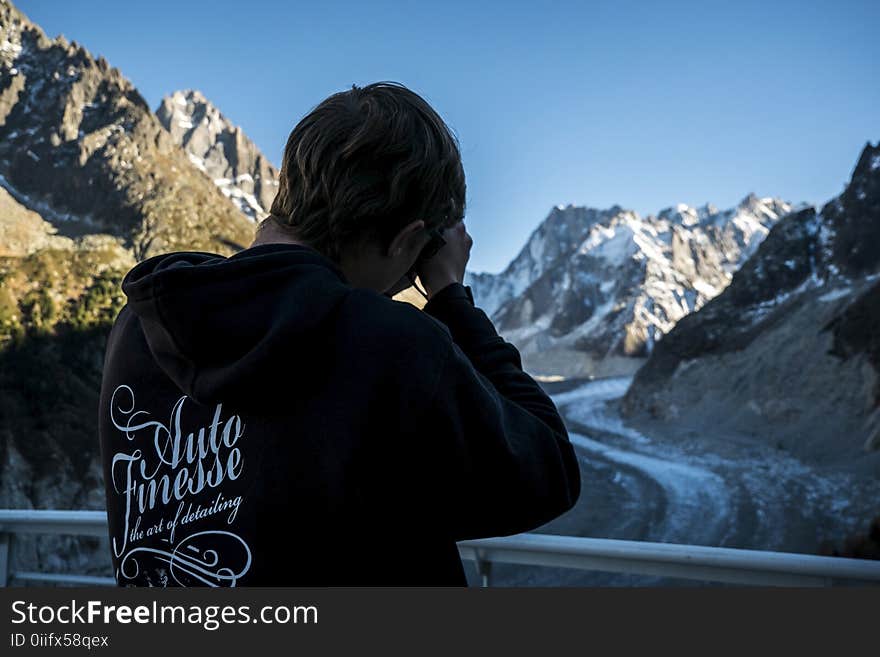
[0,0,255,258]
[622,142,880,462]
[466,197,794,378]
[156,90,279,221]
[826,278,880,406]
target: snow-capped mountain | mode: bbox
[466,205,620,317]
[156,90,279,221]
[0,0,255,258]
[623,142,880,463]
[467,195,793,377]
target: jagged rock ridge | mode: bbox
[622,142,880,465]
[467,196,794,377]
[0,0,255,258]
[156,89,279,221]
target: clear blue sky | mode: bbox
[18,0,879,273]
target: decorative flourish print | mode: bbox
[119,531,252,587]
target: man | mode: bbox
[98,81,581,586]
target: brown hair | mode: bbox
[269,81,467,262]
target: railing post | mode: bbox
[0,531,11,586]
[475,550,492,587]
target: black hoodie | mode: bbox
[98,242,581,586]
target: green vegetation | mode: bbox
[0,245,129,345]
[0,245,129,492]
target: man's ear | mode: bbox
[386,219,426,258]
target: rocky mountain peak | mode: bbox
[624,142,879,384]
[622,142,880,464]
[465,204,614,318]
[0,0,255,258]
[736,193,791,220]
[156,89,279,221]
[467,194,794,377]
[657,203,709,226]
[823,142,880,277]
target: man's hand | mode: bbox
[417,221,473,300]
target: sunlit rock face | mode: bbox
[156,90,279,221]
[467,196,793,378]
[0,0,255,258]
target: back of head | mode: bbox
[268,81,466,262]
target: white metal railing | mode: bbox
[0,510,116,587]
[2,509,880,587]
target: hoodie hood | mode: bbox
[121,243,352,406]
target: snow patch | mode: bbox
[1,40,22,56]
[818,287,851,303]
[187,152,207,172]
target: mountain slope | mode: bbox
[467,196,793,377]
[0,184,72,256]
[0,0,255,258]
[622,142,880,468]
[156,89,279,221]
